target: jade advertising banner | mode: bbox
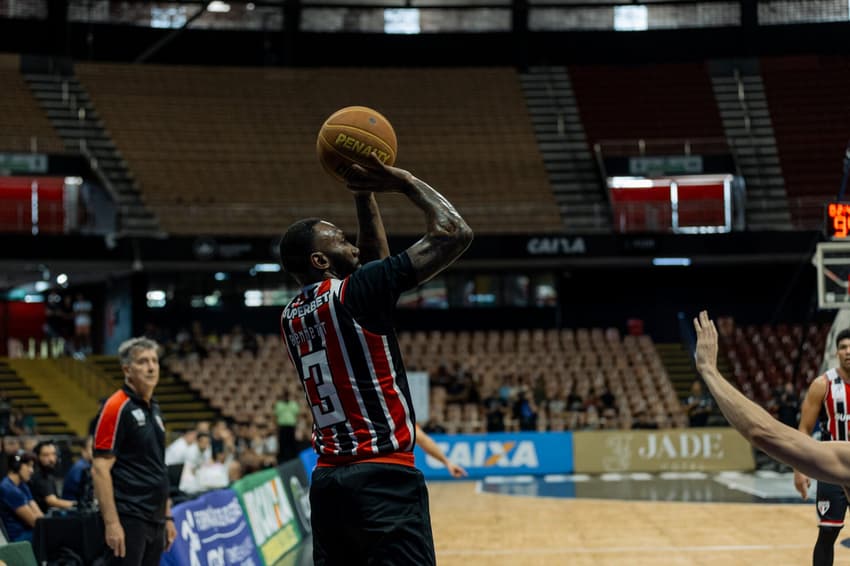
[231,468,301,565]
[572,427,755,473]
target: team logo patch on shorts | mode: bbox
[819,500,831,516]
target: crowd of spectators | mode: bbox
[424,360,668,434]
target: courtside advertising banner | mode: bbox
[160,489,261,566]
[232,468,301,565]
[277,459,312,538]
[415,431,574,479]
[572,427,756,473]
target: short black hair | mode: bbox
[279,218,322,277]
[837,328,850,347]
[34,440,54,457]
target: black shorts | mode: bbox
[816,481,848,527]
[310,462,435,566]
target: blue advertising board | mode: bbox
[160,489,261,566]
[414,431,574,479]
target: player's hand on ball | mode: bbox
[346,152,413,193]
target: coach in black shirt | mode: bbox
[92,337,176,565]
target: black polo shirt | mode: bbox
[28,467,59,513]
[93,384,168,523]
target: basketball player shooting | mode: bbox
[694,311,850,504]
[278,152,473,565]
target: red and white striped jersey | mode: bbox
[821,368,850,441]
[281,253,419,467]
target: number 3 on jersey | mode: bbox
[301,349,346,428]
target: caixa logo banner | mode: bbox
[414,432,574,479]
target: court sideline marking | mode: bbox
[438,543,813,557]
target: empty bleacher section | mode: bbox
[717,317,831,406]
[760,56,850,228]
[0,54,64,153]
[5,359,100,437]
[568,62,731,233]
[0,360,73,436]
[90,355,221,431]
[519,67,609,233]
[569,62,726,150]
[167,333,309,434]
[74,63,563,236]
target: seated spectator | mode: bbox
[211,420,236,464]
[513,388,538,431]
[29,440,75,513]
[179,433,216,495]
[600,386,618,414]
[422,418,447,435]
[0,451,42,542]
[62,436,94,505]
[445,371,471,405]
[482,387,509,432]
[685,380,714,427]
[184,432,213,472]
[566,386,583,412]
[165,429,198,466]
[583,387,601,413]
[498,374,516,402]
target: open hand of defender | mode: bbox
[346,152,414,193]
[693,310,719,374]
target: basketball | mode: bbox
[316,106,398,182]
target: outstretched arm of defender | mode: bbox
[694,310,850,488]
[347,154,473,283]
[793,376,826,499]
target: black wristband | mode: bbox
[165,516,174,521]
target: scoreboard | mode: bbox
[826,202,850,240]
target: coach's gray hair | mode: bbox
[118,337,160,366]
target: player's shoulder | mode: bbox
[808,374,830,394]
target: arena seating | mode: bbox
[400,327,686,432]
[760,55,850,228]
[0,54,65,154]
[168,327,686,433]
[568,62,726,153]
[75,63,563,236]
[717,316,831,405]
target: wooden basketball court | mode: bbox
[428,481,842,565]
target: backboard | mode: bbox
[815,241,850,309]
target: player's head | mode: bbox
[279,218,361,284]
[836,329,850,349]
[836,330,850,371]
[119,337,161,401]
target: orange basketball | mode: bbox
[316,106,398,182]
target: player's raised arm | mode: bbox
[353,191,390,263]
[347,154,473,284]
[694,310,850,487]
